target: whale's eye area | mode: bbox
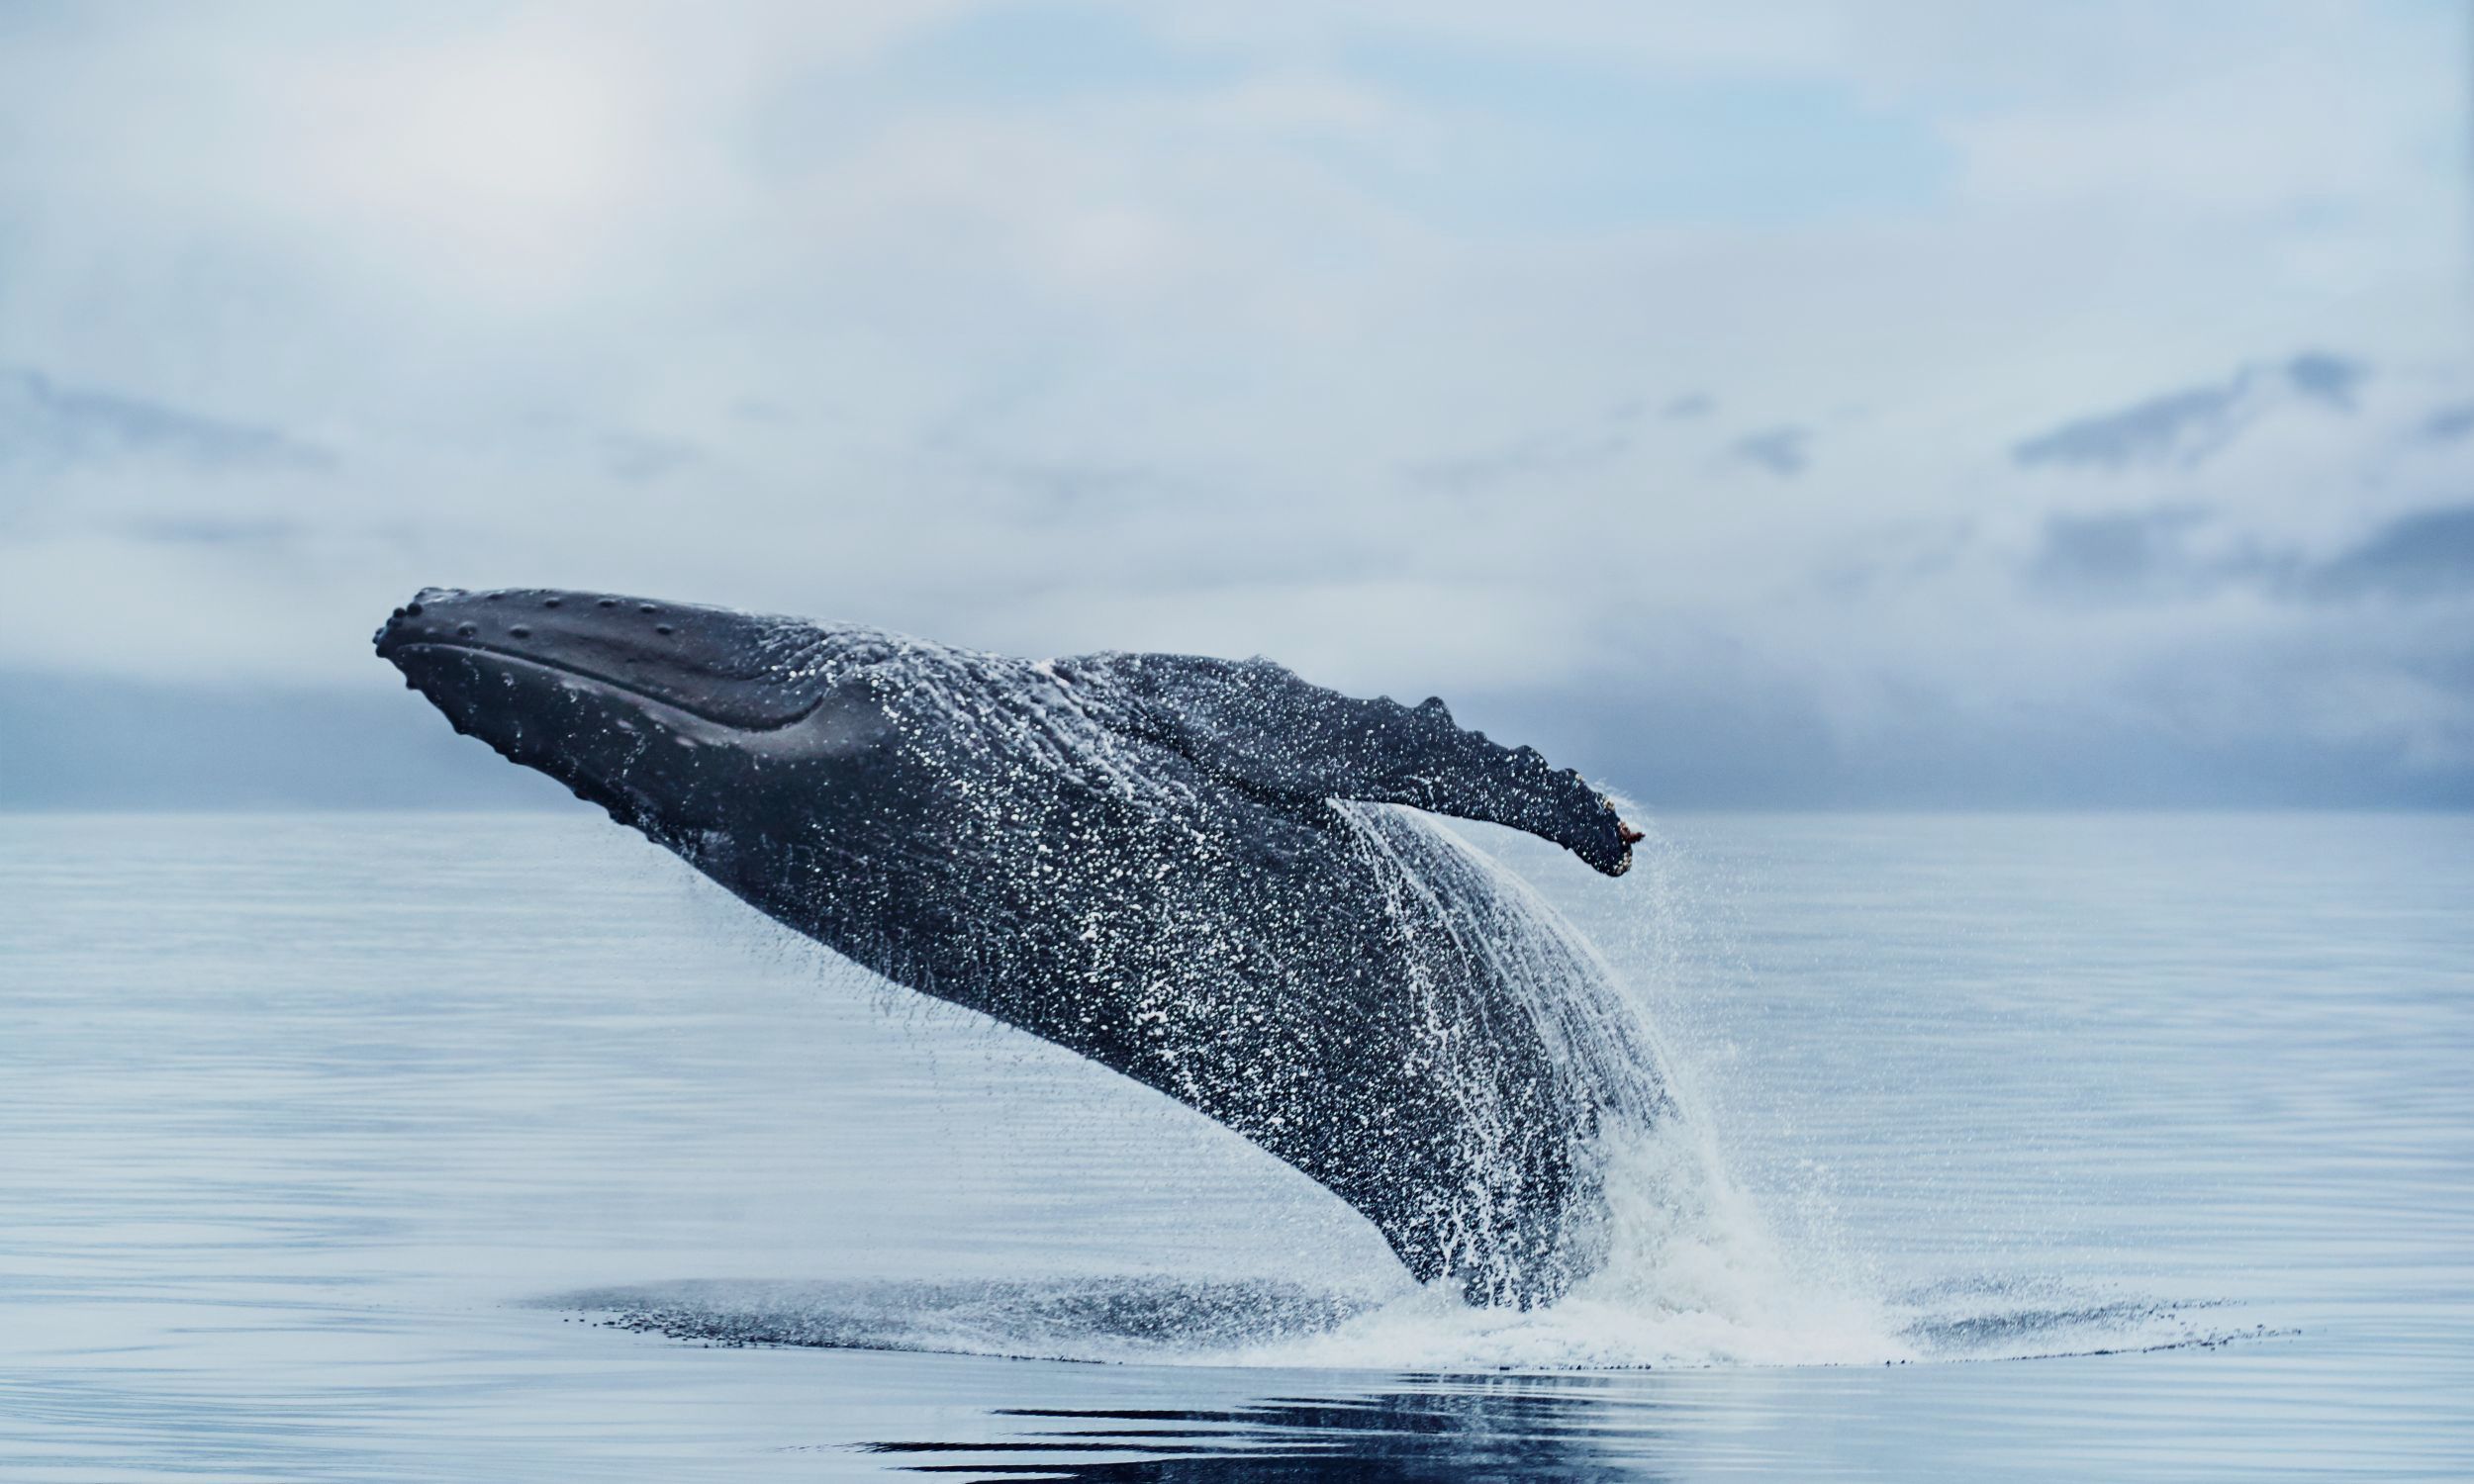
[598,599,617,608]
[509,626,532,639]
[655,624,674,636]
[457,623,477,637]
[542,598,561,608]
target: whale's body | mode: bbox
[377,589,1652,1305]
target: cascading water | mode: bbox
[1276,804,1917,1367]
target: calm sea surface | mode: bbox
[2,810,2467,1480]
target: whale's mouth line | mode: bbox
[388,640,824,733]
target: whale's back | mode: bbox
[810,678,1644,1302]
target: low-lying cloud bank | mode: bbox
[0,4,2466,806]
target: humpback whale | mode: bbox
[375,588,1652,1306]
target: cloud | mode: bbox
[2418,404,2474,445]
[1726,426,1809,477]
[0,368,333,475]
[1402,402,1640,494]
[0,3,2467,805]
[2013,381,2249,472]
[2021,500,2474,610]
[2303,505,2474,603]
[2284,351,2368,412]
[119,515,303,546]
[2025,506,2214,603]
[599,432,705,484]
[2011,353,2366,473]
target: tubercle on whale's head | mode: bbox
[372,586,856,728]
[373,586,897,854]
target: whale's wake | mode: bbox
[550,810,2250,1370]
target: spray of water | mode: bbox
[1212,805,1918,1367]
[566,808,2239,1368]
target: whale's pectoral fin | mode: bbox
[1072,652,1636,876]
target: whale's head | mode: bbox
[374,587,901,856]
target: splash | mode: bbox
[557,810,2246,1369]
[1301,803,1912,1363]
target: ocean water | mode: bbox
[1,809,2467,1480]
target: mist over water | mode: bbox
[3,811,2467,1479]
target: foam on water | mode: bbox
[1208,1123,1915,1370]
[564,1262,2241,1371]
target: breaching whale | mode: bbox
[376,588,1650,1306]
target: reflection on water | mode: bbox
[871,1377,1676,1482]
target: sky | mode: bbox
[1,0,2469,807]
